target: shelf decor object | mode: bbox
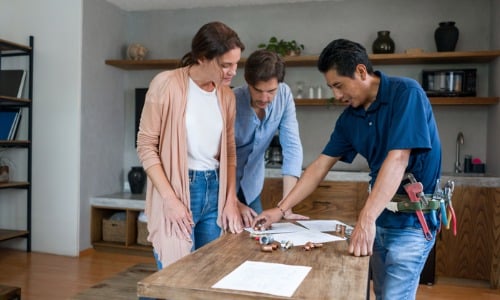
[372,30,395,54]
[435,21,459,52]
[128,166,146,194]
[258,36,304,57]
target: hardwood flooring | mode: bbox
[0,247,499,300]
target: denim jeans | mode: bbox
[237,189,263,214]
[151,169,220,271]
[189,169,221,251]
[370,226,436,300]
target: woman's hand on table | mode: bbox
[237,201,258,228]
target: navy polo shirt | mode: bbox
[322,71,442,229]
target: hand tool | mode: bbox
[432,179,448,228]
[404,173,433,241]
[444,180,457,236]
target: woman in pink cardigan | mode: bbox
[137,21,245,269]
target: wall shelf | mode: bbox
[295,97,499,106]
[105,50,500,70]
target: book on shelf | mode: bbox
[0,108,22,140]
[0,69,26,98]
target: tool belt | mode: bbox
[386,194,439,213]
[384,173,457,241]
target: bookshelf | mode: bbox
[0,36,33,251]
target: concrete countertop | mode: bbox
[265,168,500,187]
[90,192,145,209]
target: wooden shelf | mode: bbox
[0,229,29,242]
[0,181,30,189]
[295,97,499,106]
[0,38,32,53]
[105,50,500,70]
[0,140,30,147]
[0,96,31,106]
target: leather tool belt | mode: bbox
[385,194,439,213]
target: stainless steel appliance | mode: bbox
[422,68,476,97]
[265,135,282,168]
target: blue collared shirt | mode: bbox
[233,83,303,205]
[322,71,442,229]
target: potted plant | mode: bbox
[258,36,305,57]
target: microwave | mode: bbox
[421,68,476,97]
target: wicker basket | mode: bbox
[102,218,126,243]
[137,221,151,246]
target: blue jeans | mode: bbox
[151,169,220,271]
[237,189,263,214]
[189,169,221,251]
[370,226,436,300]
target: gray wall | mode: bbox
[119,0,496,177]
[81,0,126,253]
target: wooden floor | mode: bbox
[0,247,499,300]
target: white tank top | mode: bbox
[186,77,222,170]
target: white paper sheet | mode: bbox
[212,260,311,297]
[297,220,354,232]
[244,222,307,234]
[272,230,343,246]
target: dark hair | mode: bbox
[244,49,285,85]
[180,21,245,67]
[317,39,374,78]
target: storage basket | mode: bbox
[102,218,126,243]
[137,221,151,246]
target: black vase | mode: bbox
[372,31,395,54]
[128,166,146,194]
[434,21,459,52]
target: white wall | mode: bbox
[0,0,82,255]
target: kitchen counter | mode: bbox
[265,168,500,187]
[90,192,145,209]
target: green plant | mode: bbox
[258,36,304,57]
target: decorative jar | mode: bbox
[434,21,459,52]
[372,31,395,54]
[128,166,146,194]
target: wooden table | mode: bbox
[138,229,370,299]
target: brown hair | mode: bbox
[244,49,285,85]
[180,21,245,67]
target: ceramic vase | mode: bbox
[372,31,395,54]
[434,21,459,52]
[128,166,146,194]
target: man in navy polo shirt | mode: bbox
[253,39,442,299]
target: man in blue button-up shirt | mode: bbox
[233,50,304,227]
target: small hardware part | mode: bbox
[303,241,324,251]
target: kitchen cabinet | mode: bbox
[436,186,500,288]
[105,50,500,106]
[262,177,500,287]
[0,37,33,251]
[261,178,368,223]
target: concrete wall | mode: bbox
[119,0,496,176]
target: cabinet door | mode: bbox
[436,186,493,281]
[261,179,368,223]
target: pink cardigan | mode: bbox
[136,66,236,267]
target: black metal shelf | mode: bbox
[0,36,33,252]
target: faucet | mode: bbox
[455,132,464,173]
